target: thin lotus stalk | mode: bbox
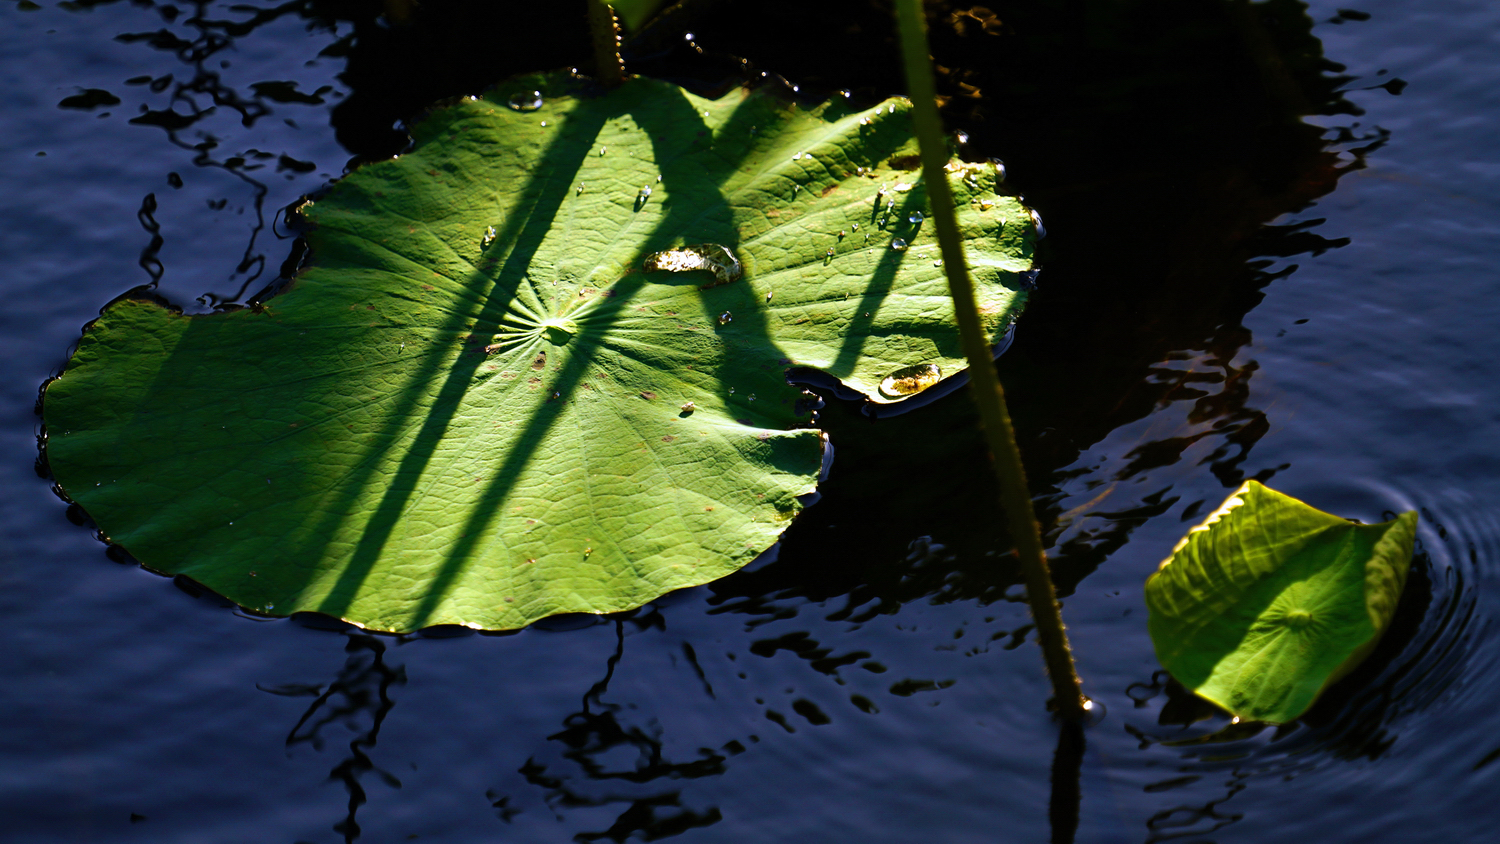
[588,0,627,88]
[891,0,1087,722]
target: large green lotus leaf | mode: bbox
[43,71,1032,633]
[1145,480,1417,724]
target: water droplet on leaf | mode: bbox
[1029,208,1046,239]
[481,226,496,248]
[890,238,908,251]
[642,244,742,283]
[507,90,543,112]
[718,311,733,325]
[908,211,924,224]
[879,363,942,397]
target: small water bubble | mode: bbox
[266,603,275,610]
[851,223,860,231]
[639,185,652,200]
[701,110,709,118]
[576,183,585,196]
[792,152,803,160]
[539,121,547,127]
[978,198,994,211]
[599,146,607,156]
[955,130,970,144]
[888,104,896,114]
[890,238,908,251]
[932,259,943,267]
[728,386,736,394]
[507,90,543,112]
[894,182,913,192]
[859,117,871,126]
[765,290,773,302]
[1029,208,1046,238]
[839,89,852,98]
[879,363,942,397]
[908,211,924,224]
[748,393,757,402]
[481,226,496,248]
[825,247,835,258]
[879,215,888,229]
[792,184,801,196]
[656,174,662,182]
[718,311,733,325]
[838,230,846,240]
[989,157,1007,182]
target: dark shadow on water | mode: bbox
[512,621,726,842]
[1050,720,1084,844]
[278,634,407,844]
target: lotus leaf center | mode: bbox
[541,317,576,345]
[1283,609,1315,629]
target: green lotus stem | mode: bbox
[892,0,1088,722]
[588,0,627,88]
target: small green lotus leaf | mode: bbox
[42,71,1032,633]
[1145,480,1417,724]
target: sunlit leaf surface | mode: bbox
[43,71,1033,632]
[1146,480,1417,723]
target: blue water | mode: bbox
[4,1,1500,842]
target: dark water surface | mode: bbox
[4,1,1499,842]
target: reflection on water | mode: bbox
[510,621,726,842]
[278,635,406,843]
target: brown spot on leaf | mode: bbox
[640,391,656,400]
[531,351,546,370]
